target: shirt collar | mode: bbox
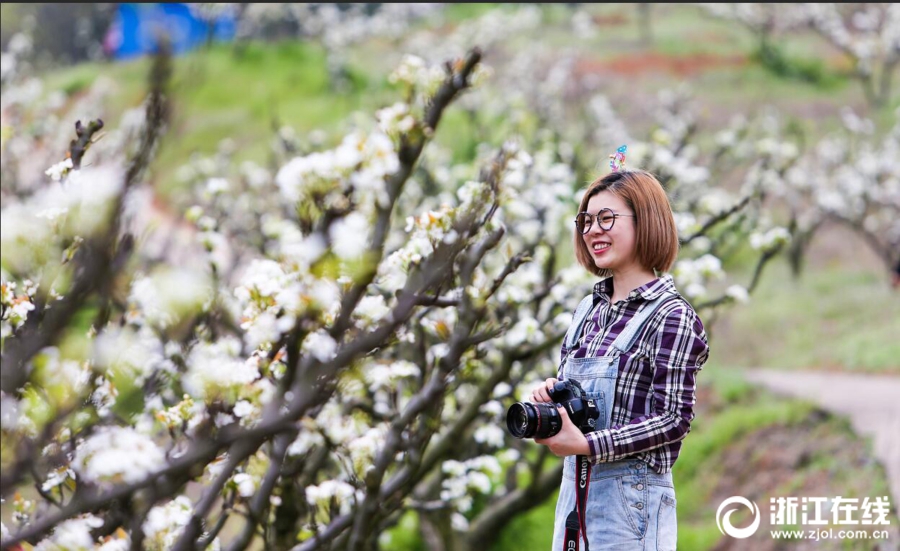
[593,273,677,305]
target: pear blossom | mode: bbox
[306,480,359,516]
[726,285,750,304]
[142,496,218,551]
[33,514,103,550]
[183,337,259,400]
[71,426,166,486]
[44,158,73,182]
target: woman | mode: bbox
[532,168,710,551]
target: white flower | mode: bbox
[44,158,74,182]
[92,326,170,382]
[183,338,259,400]
[41,467,75,493]
[305,480,358,515]
[244,311,279,349]
[287,429,325,456]
[694,254,725,280]
[492,382,512,399]
[205,177,229,195]
[376,102,416,135]
[235,259,288,301]
[442,460,466,478]
[34,514,103,551]
[97,536,131,551]
[504,316,540,347]
[451,512,469,531]
[473,425,505,448]
[214,413,236,428]
[354,294,390,326]
[363,360,420,392]
[127,268,211,328]
[233,400,256,419]
[480,400,504,417]
[749,227,791,251]
[72,426,166,486]
[672,212,698,236]
[347,425,388,476]
[91,376,118,418]
[330,212,371,260]
[497,449,521,464]
[684,283,707,298]
[143,496,195,550]
[0,392,21,431]
[466,471,492,494]
[233,473,257,497]
[35,206,69,221]
[726,285,750,304]
[302,330,338,362]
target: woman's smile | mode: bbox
[591,241,611,255]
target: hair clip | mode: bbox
[608,145,627,172]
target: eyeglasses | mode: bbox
[574,208,637,234]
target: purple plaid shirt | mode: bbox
[558,274,710,474]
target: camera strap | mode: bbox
[563,455,592,551]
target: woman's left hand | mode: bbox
[534,406,591,456]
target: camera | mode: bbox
[506,378,600,439]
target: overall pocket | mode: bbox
[615,473,649,539]
[656,492,678,551]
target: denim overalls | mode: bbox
[551,291,679,551]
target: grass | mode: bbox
[706,257,900,374]
[441,3,504,24]
[492,484,560,550]
[40,40,397,201]
[674,395,814,548]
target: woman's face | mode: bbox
[581,190,640,274]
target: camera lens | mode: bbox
[507,403,530,438]
[506,402,562,439]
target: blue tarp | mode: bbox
[106,3,236,60]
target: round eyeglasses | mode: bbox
[574,208,637,234]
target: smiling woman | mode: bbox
[531,168,709,551]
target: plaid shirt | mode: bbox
[558,274,710,474]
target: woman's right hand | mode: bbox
[531,378,559,403]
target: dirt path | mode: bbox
[741,369,900,509]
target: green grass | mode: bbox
[40,40,396,201]
[442,3,504,23]
[706,258,900,373]
[674,395,814,547]
[492,483,560,550]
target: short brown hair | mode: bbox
[573,170,679,278]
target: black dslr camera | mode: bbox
[506,378,600,439]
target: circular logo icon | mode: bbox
[716,496,761,539]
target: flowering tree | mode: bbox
[233,4,442,91]
[1,43,590,551]
[780,107,900,275]
[697,3,900,108]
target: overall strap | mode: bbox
[608,291,680,357]
[564,293,599,353]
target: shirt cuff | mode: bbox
[585,429,615,463]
